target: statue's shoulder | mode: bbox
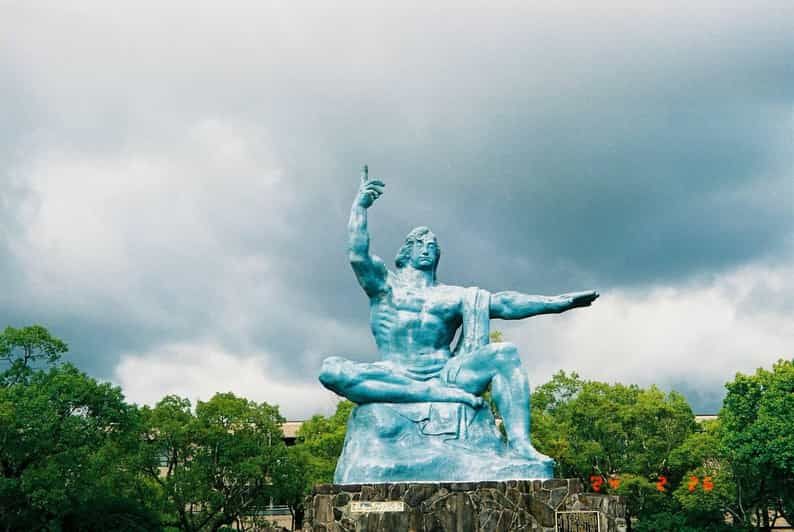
[450,285,492,312]
[436,283,489,294]
[434,283,484,301]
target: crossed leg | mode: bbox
[320,345,548,461]
[319,356,484,409]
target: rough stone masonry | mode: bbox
[304,479,626,532]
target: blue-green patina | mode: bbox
[319,166,598,483]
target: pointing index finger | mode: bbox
[360,164,368,184]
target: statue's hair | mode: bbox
[395,226,440,271]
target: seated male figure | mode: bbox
[320,168,598,460]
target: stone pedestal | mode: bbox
[303,479,626,532]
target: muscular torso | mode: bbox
[369,277,464,370]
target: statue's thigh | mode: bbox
[446,345,500,395]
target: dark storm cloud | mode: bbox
[0,2,792,412]
[667,380,726,415]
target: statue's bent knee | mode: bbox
[490,342,521,367]
[319,356,348,392]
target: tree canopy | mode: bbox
[138,392,290,532]
[532,370,695,479]
[0,327,157,531]
[718,359,794,528]
[0,325,68,385]
[531,371,699,529]
[294,400,353,487]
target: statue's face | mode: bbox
[409,234,439,271]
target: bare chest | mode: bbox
[386,285,461,320]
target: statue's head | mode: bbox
[395,226,440,274]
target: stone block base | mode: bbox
[304,480,626,532]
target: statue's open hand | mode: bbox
[356,167,385,208]
[565,290,599,309]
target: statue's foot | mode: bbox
[441,386,484,409]
[508,441,554,464]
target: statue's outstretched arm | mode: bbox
[348,166,388,297]
[490,290,598,319]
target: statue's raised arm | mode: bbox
[490,289,599,319]
[348,165,388,297]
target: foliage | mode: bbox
[627,359,794,530]
[665,419,736,527]
[138,392,288,532]
[666,419,722,482]
[532,371,695,479]
[295,400,354,486]
[530,370,583,465]
[612,474,672,526]
[531,371,696,529]
[0,328,155,531]
[718,359,794,528]
[632,510,734,532]
[60,494,163,532]
[270,445,311,529]
[0,325,68,385]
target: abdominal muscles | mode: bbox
[371,305,456,370]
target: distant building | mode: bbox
[281,420,304,445]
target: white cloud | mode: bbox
[7,117,289,328]
[504,262,794,403]
[115,340,342,419]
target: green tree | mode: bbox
[270,445,310,530]
[295,400,354,486]
[0,326,157,531]
[0,325,68,385]
[718,359,794,528]
[615,474,675,532]
[531,371,696,530]
[138,392,288,532]
[533,371,694,478]
[531,370,584,467]
[663,420,735,528]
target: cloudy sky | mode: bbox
[1,1,792,418]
